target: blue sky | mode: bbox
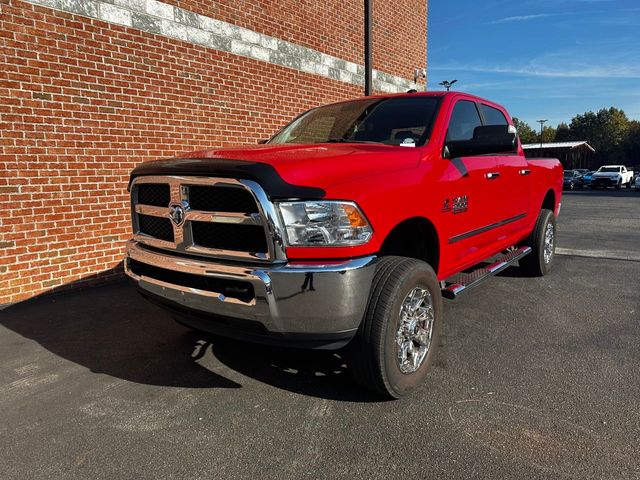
[427,0,640,127]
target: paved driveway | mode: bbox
[1,191,639,479]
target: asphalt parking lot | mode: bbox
[1,190,639,480]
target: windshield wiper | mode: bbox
[325,138,382,144]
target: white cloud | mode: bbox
[431,63,640,79]
[489,13,553,24]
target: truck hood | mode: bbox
[131,144,422,197]
[183,144,421,189]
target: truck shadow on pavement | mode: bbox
[1,279,241,390]
[206,336,381,402]
[1,278,380,401]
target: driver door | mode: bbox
[440,100,503,271]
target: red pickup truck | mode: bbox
[125,92,563,398]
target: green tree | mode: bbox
[555,122,571,142]
[569,107,630,164]
[568,111,598,143]
[624,120,640,167]
[511,108,638,167]
[512,117,537,144]
[540,125,556,143]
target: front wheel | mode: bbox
[520,209,556,276]
[348,257,442,399]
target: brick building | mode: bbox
[0,0,428,304]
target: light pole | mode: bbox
[438,79,457,91]
[537,119,548,148]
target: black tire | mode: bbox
[519,209,556,277]
[347,256,443,399]
[615,181,621,190]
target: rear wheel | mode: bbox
[520,209,556,276]
[348,256,442,399]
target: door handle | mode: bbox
[485,172,500,179]
[519,169,531,176]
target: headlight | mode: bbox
[277,201,373,246]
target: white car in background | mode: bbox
[590,165,634,189]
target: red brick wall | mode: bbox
[164,0,364,67]
[0,0,426,304]
[374,0,428,81]
[160,0,427,79]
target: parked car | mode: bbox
[581,170,596,186]
[635,174,640,191]
[124,91,563,398]
[590,165,634,189]
[563,170,583,190]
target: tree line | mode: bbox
[513,107,640,167]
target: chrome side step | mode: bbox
[441,246,532,299]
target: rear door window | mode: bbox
[480,104,508,126]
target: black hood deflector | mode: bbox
[129,158,325,200]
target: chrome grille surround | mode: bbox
[130,175,286,262]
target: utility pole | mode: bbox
[364,0,372,96]
[537,119,548,148]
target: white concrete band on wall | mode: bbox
[25,0,420,93]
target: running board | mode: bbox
[441,246,532,299]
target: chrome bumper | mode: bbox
[124,240,376,342]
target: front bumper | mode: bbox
[124,240,376,349]
[591,177,618,187]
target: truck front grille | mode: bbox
[131,175,281,261]
[188,185,259,213]
[137,183,170,207]
[138,214,174,242]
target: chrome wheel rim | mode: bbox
[396,286,434,374]
[543,222,554,264]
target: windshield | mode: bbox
[269,97,441,147]
[563,171,573,178]
[598,167,621,173]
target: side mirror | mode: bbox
[444,125,516,158]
